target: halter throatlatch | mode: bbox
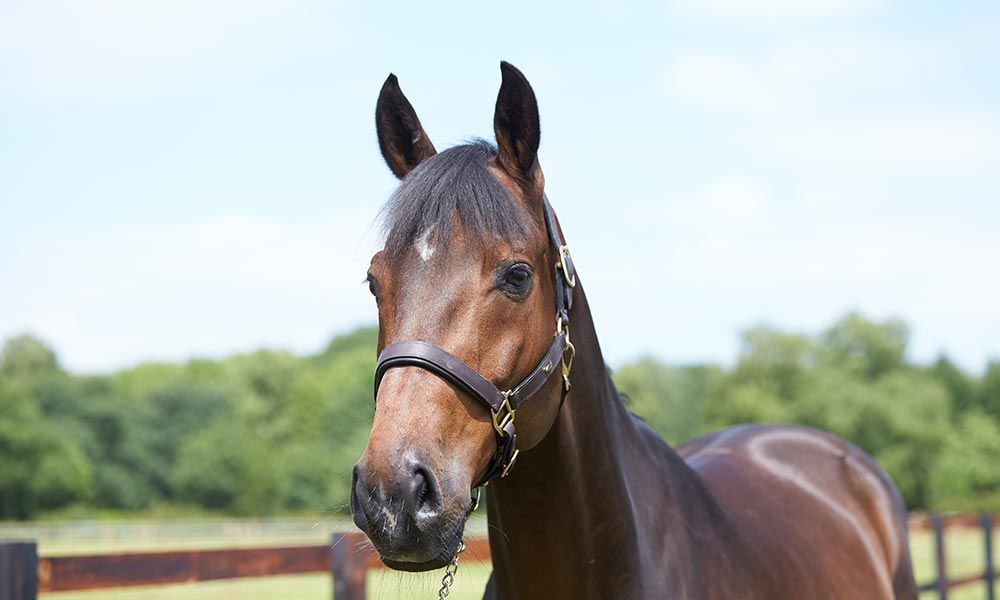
[373,196,577,488]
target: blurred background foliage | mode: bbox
[2,312,999,520]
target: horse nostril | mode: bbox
[410,466,441,515]
[350,465,370,529]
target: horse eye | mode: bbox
[365,275,378,298]
[502,264,532,290]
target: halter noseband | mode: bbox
[373,197,577,488]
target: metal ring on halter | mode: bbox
[557,245,576,288]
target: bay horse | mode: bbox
[351,62,918,599]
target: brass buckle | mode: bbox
[501,449,520,478]
[557,319,576,391]
[562,339,576,391]
[491,391,519,479]
[557,245,576,288]
[491,390,516,437]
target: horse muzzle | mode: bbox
[350,459,469,571]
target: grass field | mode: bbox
[1,518,993,599]
[41,568,495,600]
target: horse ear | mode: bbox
[376,74,437,179]
[493,61,542,189]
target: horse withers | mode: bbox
[349,62,918,599]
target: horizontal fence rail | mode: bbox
[38,545,330,592]
[0,513,995,599]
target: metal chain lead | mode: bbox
[437,488,480,599]
[437,541,465,599]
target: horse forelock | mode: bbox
[378,140,535,257]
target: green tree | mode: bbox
[31,373,158,510]
[316,326,378,363]
[1,317,989,518]
[976,360,1000,420]
[0,335,59,377]
[282,341,376,510]
[137,381,233,499]
[929,354,977,416]
[0,380,92,518]
[820,313,908,380]
[614,359,722,443]
[731,326,816,401]
[930,411,1000,510]
[172,421,287,515]
[224,350,302,441]
[708,383,792,426]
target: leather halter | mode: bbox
[373,196,577,488]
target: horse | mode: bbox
[350,62,918,599]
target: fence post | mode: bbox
[984,513,995,600]
[932,514,949,600]
[331,532,367,600]
[0,541,37,600]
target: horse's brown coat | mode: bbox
[353,62,918,599]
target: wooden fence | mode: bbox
[908,513,997,600]
[0,514,995,599]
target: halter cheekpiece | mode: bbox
[373,196,577,488]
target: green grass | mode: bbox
[4,518,992,599]
[43,566,495,600]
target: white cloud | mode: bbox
[699,178,770,218]
[670,0,877,22]
[660,28,1000,179]
[660,35,923,116]
[757,112,1000,177]
[647,22,1000,370]
[661,52,762,113]
[0,0,323,100]
[572,176,1000,372]
[0,213,380,372]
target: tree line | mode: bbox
[1,313,998,520]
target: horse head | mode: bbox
[351,62,573,571]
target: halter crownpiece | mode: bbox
[373,196,577,488]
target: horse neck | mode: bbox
[485,281,721,597]
[490,280,635,503]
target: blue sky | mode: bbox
[1,0,998,373]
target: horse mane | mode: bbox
[379,140,534,256]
